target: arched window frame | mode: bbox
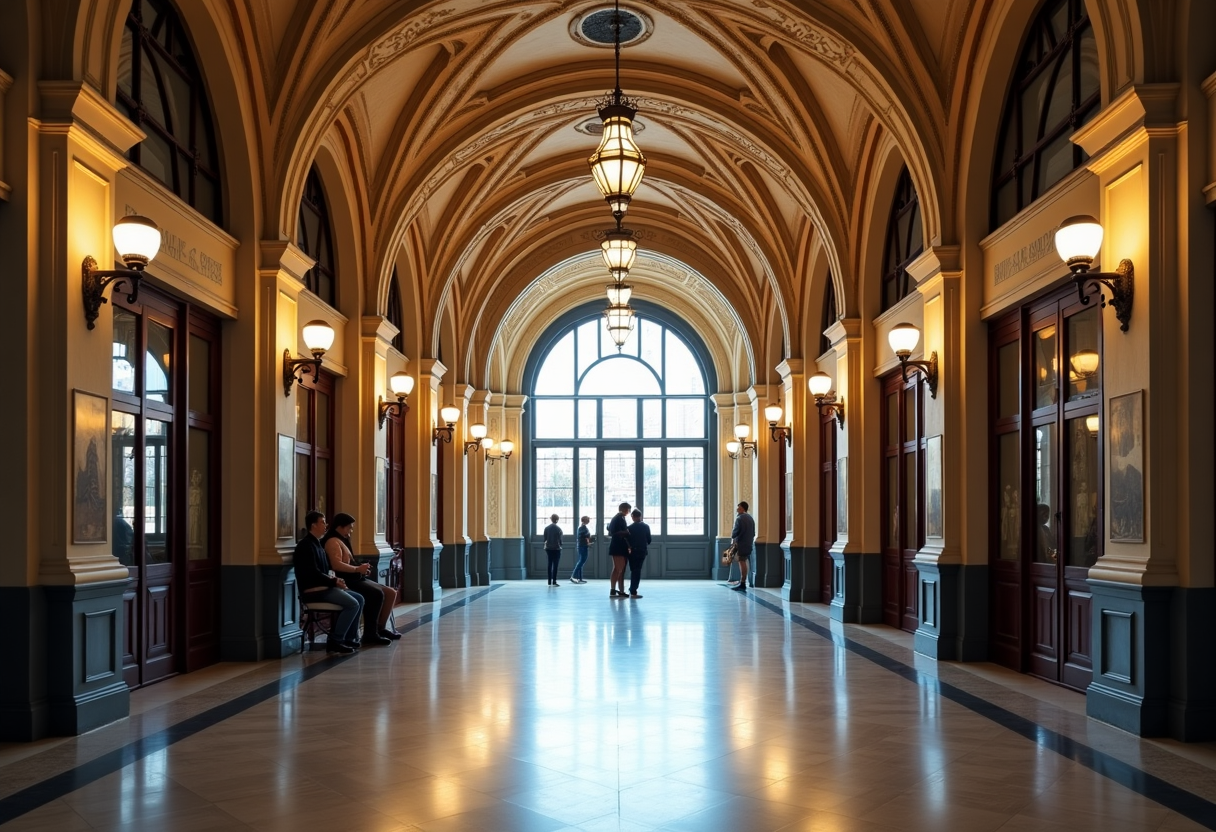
[990,0,1100,228]
[386,267,404,354]
[297,166,337,308]
[880,167,924,313]
[820,273,837,358]
[116,0,223,224]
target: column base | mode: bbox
[782,544,820,603]
[490,537,525,580]
[220,563,301,661]
[400,544,443,602]
[470,540,491,586]
[44,581,130,738]
[828,551,882,623]
[752,541,785,588]
[913,563,988,661]
[0,586,48,741]
[439,540,471,589]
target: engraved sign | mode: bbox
[994,230,1055,286]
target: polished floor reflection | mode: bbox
[2,583,1215,831]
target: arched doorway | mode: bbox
[521,302,717,580]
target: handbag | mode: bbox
[720,543,738,565]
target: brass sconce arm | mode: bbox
[896,352,939,399]
[378,397,409,429]
[768,423,792,445]
[726,440,757,460]
[82,257,145,330]
[812,392,846,428]
[433,424,454,445]
[283,350,323,397]
[1073,259,1134,332]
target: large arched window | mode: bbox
[991,0,1100,228]
[117,0,222,224]
[881,167,924,313]
[529,312,711,545]
[386,267,404,354]
[297,165,337,307]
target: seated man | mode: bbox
[293,510,363,654]
[322,513,399,645]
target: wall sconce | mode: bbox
[726,424,756,459]
[1085,414,1099,436]
[764,404,792,445]
[377,371,414,429]
[486,440,515,464]
[464,422,489,454]
[433,405,460,445]
[82,216,162,330]
[808,372,845,427]
[283,320,336,396]
[1054,215,1134,332]
[888,323,938,398]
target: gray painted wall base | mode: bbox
[439,540,471,588]
[752,541,784,588]
[1167,587,1216,741]
[913,563,989,661]
[44,582,130,737]
[220,564,301,661]
[491,537,526,580]
[470,540,491,586]
[0,586,48,741]
[712,537,734,581]
[399,545,443,602]
[1087,581,1171,737]
[782,544,820,603]
[829,551,882,623]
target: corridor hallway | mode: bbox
[1,583,1214,832]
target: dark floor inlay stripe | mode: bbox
[747,592,1216,831]
[0,585,501,826]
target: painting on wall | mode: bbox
[276,433,295,539]
[836,458,848,535]
[926,435,944,539]
[1109,390,1144,542]
[73,390,109,544]
[376,457,387,536]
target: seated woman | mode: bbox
[322,513,401,644]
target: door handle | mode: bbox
[1054,512,1062,522]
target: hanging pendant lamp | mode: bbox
[587,0,646,224]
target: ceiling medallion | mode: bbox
[569,5,653,48]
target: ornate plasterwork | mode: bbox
[748,0,855,67]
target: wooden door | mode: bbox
[882,372,923,632]
[819,407,836,604]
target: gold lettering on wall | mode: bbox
[124,204,223,285]
[993,230,1055,286]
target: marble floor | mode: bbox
[2,582,1215,831]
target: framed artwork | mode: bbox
[1108,390,1144,542]
[926,435,944,539]
[836,458,848,535]
[376,457,387,535]
[73,390,109,543]
[276,433,295,539]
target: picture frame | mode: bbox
[73,390,109,544]
[375,457,387,536]
[836,458,848,535]
[276,433,296,539]
[1108,390,1145,542]
[926,435,944,539]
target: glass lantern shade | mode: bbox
[388,372,414,398]
[588,108,647,208]
[604,303,635,347]
[440,405,461,425]
[480,436,495,450]
[499,440,515,455]
[1070,349,1100,378]
[733,424,751,440]
[808,372,833,397]
[1055,215,1103,270]
[470,422,488,439]
[1085,414,1099,435]
[301,320,336,355]
[764,404,783,423]
[112,215,162,267]
[888,322,921,355]
[600,230,638,272]
[725,441,741,456]
[606,281,633,306]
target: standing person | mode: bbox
[322,513,397,645]
[543,514,563,587]
[571,516,593,584]
[626,509,651,598]
[607,502,632,597]
[293,511,363,654]
[730,501,756,592]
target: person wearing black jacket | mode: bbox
[294,511,363,654]
[322,513,393,645]
[626,509,651,598]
